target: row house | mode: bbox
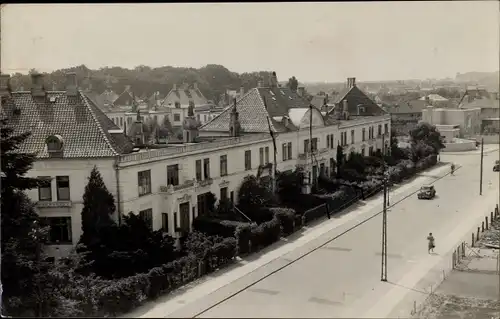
[199,73,391,188]
[0,73,274,257]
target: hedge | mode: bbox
[235,224,253,255]
[269,207,297,236]
[68,236,238,317]
[193,216,248,238]
[250,216,281,251]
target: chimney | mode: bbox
[0,74,11,98]
[342,99,350,120]
[347,77,356,88]
[257,80,263,88]
[283,116,289,127]
[65,72,78,96]
[30,73,46,98]
[270,71,278,88]
[240,86,245,98]
[173,84,177,91]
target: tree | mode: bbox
[0,120,72,316]
[389,129,408,162]
[237,175,275,210]
[335,145,345,178]
[409,122,445,155]
[80,166,116,247]
[276,168,304,203]
[287,76,299,92]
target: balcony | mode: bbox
[159,179,196,194]
[196,178,213,188]
[297,148,330,160]
[36,200,72,208]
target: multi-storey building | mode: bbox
[160,82,214,127]
[200,73,391,184]
[0,72,390,258]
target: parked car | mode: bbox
[494,161,500,172]
[417,185,436,200]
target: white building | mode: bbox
[0,72,390,258]
[160,82,214,127]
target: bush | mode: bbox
[97,273,150,316]
[269,207,297,235]
[192,216,238,238]
[209,237,237,268]
[359,179,383,197]
[235,224,253,255]
[250,217,281,251]
[246,207,275,224]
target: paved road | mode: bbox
[181,151,499,318]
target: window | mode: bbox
[230,191,234,203]
[56,176,70,200]
[203,158,210,179]
[40,217,72,244]
[220,187,228,200]
[304,139,310,153]
[378,125,382,137]
[220,155,228,176]
[196,160,202,181]
[245,150,252,170]
[119,117,123,127]
[384,123,389,135]
[173,212,178,229]
[167,165,179,186]
[259,147,264,165]
[137,170,151,196]
[127,117,132,125]
[174,114,180,121]
[197,193,211,216]
[282,143,287,161]
[179,202,190,231]
[162,213,169,232]
[287,142,292,159]
[361,146,366,156]
[327,135,330,148]
[329,135,334,149]
[38,176,52,201]
[362,128,366,141]
[369,146,374,156]
[265,147,269,164]
[311,138,318,152]
[139,208,153,230]
[351,130,355,144]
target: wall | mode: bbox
[422,107,482,137]
[471,134,500,144]
[441,139,477,152]
[26,158,116,253]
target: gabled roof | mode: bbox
[327,85,386,116]
[461,98,499,109]
[1,91,134,158]
[386,99,427,114]
[199,86,311,133]
[113,88,135,106]
[161,85,208,108]
[96,89,119,108]
[419,94,448,101]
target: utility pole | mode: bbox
[381,133,388,282]
[480,138,484,195]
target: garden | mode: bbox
[1,121,445,317]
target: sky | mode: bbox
[1,2,499,83]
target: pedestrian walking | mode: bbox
[427,233,435,254]
[326,203,331,219]
[450,163,455,175]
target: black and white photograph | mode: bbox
[0,2,499,318]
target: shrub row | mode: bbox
[269,207,297,236]
[70,238,237,317]
[193,216,249,238]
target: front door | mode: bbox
[179,202,190,232]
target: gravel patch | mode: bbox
[416,294,500,319]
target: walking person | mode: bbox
[450,163,455,175]
[427,233,435,254]
[326,203,331,219]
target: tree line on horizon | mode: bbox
[7,64,306,105]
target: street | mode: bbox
[165,150,499,318]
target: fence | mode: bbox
[409,203,500,317]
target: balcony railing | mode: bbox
[36,201,72,208]
[119,134,272,163]
[197,178,213,188]
[297,148,330,160]
[159,179,196,194]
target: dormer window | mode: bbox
[175,101,181,108]
[46,135,64,157]
[269,90,275,96]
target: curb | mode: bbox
[189,163,455,318]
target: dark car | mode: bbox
[418,185,436,200]
[494,161,500,172]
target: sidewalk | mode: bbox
[442,144,499,155]
[125,164,452,318]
